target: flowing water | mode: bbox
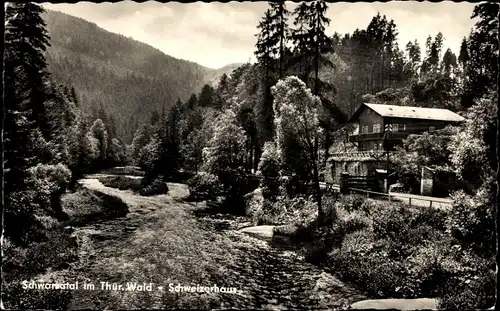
[59,174,366,310]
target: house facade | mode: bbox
[326,103,465,192]
[348,103,465,152]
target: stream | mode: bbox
[58,174,366,309]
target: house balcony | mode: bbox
[348,131,410,142]
[329,151,395,161]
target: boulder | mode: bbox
[239,225,275,240]
[350,298,439,310]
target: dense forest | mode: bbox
[42,10,238,143]
[129,1,497,211]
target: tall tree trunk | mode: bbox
[381,51,385,91]
[496,6,499,255]
[312,137,324,225]
[279,3,284,79]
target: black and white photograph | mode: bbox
[2,0,498,310]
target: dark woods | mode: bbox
[4,3,127,245]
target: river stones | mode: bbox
[349,298,439,310]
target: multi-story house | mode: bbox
[326,103,465,192]
[348,103,465,152]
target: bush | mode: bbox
[439,267,496,310]
[2,229,77,310]
[28,163,72,220]
[98,175,142,192]
[446,189,496,257]
[187,172,222,201]
[139,177,169,196]
[62,188,129,225]
[100,166,144,176]
[339,194,366,212]
[257,142,281,201]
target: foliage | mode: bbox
[130,124,153,165]
[257,141,281,201]
[89,118,108,164]
[271,76,324,219]
[187,172,222,201]
[446,189,496,257]
[448,95,497,193]
[392,127,457,193]
[139,178,169,196]
[202,109,247,207]
[460,3,498,108]
[98,176,143,192]
[62,188,129,226]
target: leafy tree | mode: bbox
[392,128,457,193]
[89,118,108,166]
[448,94,497,194]
[202,109,247,209]
[257,141,281,201]
[130,123,152,165]
[271,76,325,223]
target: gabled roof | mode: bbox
[349,103,465,122]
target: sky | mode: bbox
[41,1,478,69]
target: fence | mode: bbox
[347,187,453,209]
[347,175,379,192]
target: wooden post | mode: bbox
[429,201,433,208]
[340,172,350,195]
[409,198,412,208]
[366,191,369,198]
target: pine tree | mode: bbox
[5,3,52,140]
[198,84,215,108]
[268,1,290,78]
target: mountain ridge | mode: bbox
[42,9,240,142]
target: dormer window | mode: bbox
[373,124,381,133]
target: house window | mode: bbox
[429,126,435,133]
[392,124,399,132]
[362,125,368,134]
[401,124,406,131]
[373,124,381,133]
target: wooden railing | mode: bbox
[329,151,392,160]
[348,187,452,209]
[349,131,410,142]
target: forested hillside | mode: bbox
[42,10,238,143]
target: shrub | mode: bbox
[439,267,496,310]
[98,175,142,192]
[257,142,281,201]
[412,205,449,231]
[139,177,169,196]
[187,172,222,201]
[2,229,77,310]
[446,189,496,257]
[28,163,72,219]
[100,166,144,176]
[62,188,129,225]
[4,190,47,245]
[339,194,366,212]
